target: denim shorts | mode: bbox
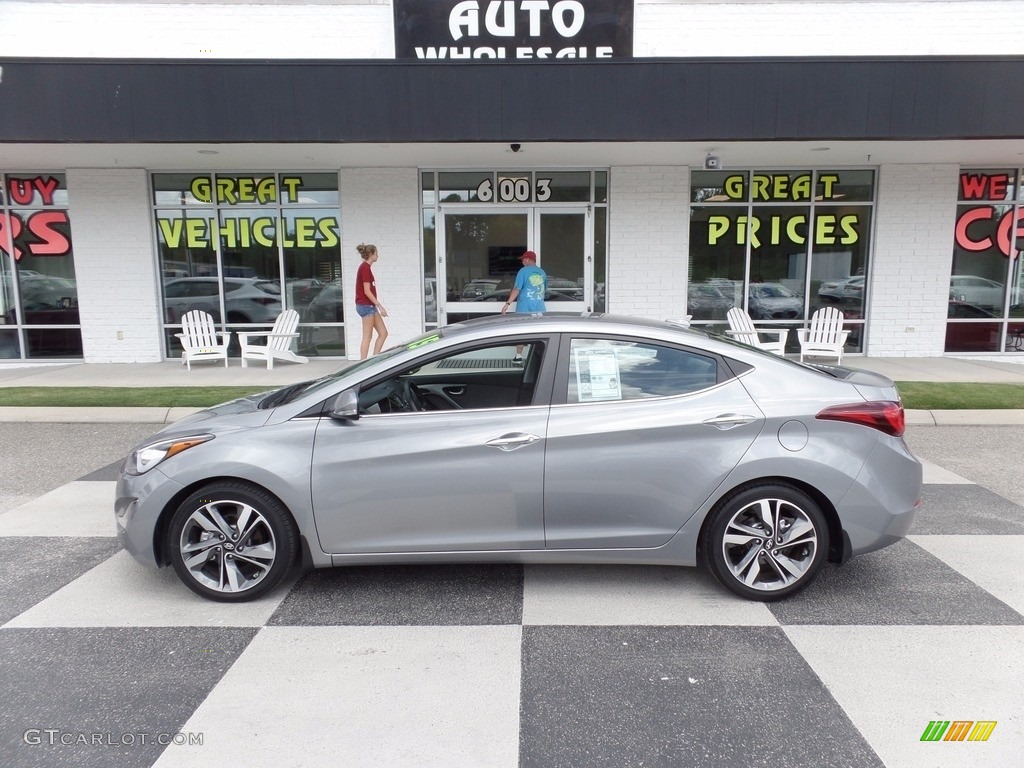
[355,304,377,318]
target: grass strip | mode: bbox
[894,382,1024,410]
[0,386,267,408]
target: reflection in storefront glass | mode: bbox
[946,169,1024,352]
[444,212,526,302]
[439,171,492,203]
[0,173,82,359]
[689,170,874,354]
[423,209,437,325]
[593,207,606,312]
[154,172,344,358]
[688,204,746,322]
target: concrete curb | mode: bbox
[905,409,1024,426]
[1,406,1022,426]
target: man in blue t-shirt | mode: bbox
[501,249,547,364]
[502,250,547,314]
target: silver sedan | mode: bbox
[115,313,922,602]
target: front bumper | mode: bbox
[114,468,186,569]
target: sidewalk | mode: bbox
[1,356,1024,425]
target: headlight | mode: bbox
[125,434,214,476]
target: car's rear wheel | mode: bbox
[702,483,828,601]
[167,481,298,602]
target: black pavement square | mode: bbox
[268,563,523,626]
[0,537,120,625]
[769,539,1024,625]
[519,625,883,768]
[77,460,127,482]
[912,484,1024,534]
[0,627,258,768]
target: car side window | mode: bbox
[566,338,718,403]
[359,341,546,414]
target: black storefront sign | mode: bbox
[394,0,633,61]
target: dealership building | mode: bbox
[2,0,1024,363]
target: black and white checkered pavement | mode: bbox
[1,439,1022,768]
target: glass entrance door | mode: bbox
[440,206,591,324]
[537,208,590,314]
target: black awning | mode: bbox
[2,56,1023,144]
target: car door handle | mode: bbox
[702,413,758,430]
[486,433,541,451]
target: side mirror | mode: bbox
[328,388,360,420]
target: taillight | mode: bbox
[816,401,905,436]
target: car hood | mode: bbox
[152,391,275,437]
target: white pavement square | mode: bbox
[0,481,115,536]
[3,550,292,628]
[153,625,523,768]
[910,535,1024,616]
[784,625,1024,768]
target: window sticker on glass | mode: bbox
[574,347,622,402]
[406,333,440,350]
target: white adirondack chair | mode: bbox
[238,309,308,369]
[725,307,788,355]
[797,306,851,363]
[175,310,230,370]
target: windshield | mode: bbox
[258,329,447,408]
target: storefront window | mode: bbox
[0,173,81,359]
[948,168,1024,352]
[689,169,874,354]
[153,172,343,358]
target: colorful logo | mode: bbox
[920,721,997,742]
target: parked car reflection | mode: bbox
[164,277,282,324]
[687,282,733,320]
[748,282,804,319]
[818,275,864,302]
[949,274,1024,311]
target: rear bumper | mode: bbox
[837,438,923,556]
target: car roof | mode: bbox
[440,312,712,345]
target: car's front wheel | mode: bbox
[167,481,298,602]
[701,483,828,601]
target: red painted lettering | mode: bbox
[5,175,62,207]
[0,211,71,260]
[7,178,35,205]
[959,172,1011,200]
[26,211,71,256]
[996,207,1024,259]
[34,176,60,206]
[0,212,25,260]
[955,206,995,251]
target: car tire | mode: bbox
[167,481,298,602]
[701,483,828,602]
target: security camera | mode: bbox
[510,143,522,153]
[704,154,721,170]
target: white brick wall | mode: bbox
[608,166,690,321]
[2,1,1020,59]
[339,167,423,358]
[635,1,1024,57]
[866,164,958,357]
[66,168,164,363]
[0,2,394,58]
